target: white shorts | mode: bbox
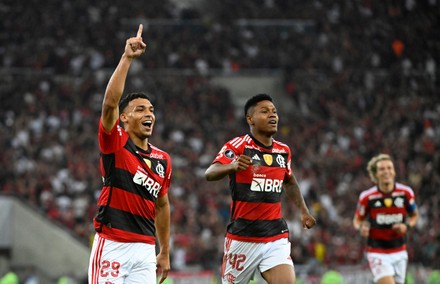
[221,237,294,284]
[88,234,157,284]
[366,251,408,284]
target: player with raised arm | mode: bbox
[88,24,171,284]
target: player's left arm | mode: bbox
[405,194,419,229]
[405,207,419,229]
[404,199,419,233]
[284,174,316,229]
[393,194,419,234]
[393,208,419,234]
[155,193,170,283]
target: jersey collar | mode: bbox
[135,143,152,156]
[249,134,273,150]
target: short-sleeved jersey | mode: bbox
[355,182,417,253]
[94,118,172,244]
[212,134,293,243]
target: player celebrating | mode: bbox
[205,93,316,284]
[88,24,172,284]
[353,154,419,284]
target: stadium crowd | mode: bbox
[1,0,439,281]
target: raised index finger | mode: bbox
[136,24,143,38]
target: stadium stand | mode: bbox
[0,0,438,282]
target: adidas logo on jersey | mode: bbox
[252,154,260,161]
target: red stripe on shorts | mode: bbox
[92,236,105,284]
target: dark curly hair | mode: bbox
[244,93,273,117]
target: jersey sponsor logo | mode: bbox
[271,148,287,153]
[376,213,403,225]
[384,198,393,207]
[245,145,262,151]
[263,154,273,166]
[368,193,383,200]
[133,169,162,198]
[149,152,164,160]
[252,154,260,161]
[250,178,282,192]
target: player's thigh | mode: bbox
[367,252,395,284]
[221,238,262,284]
[89,235,129,284]
[261,264,295,284]
[260,239,295,284]
[125,268,155,284]
[125,243,157,284]
[392,251,408,284]
[376,276,396,284]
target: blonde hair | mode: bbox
[367,153,393,183]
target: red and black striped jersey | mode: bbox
[355,182,417,253]
[212,134,293,242]
[94,118,172,244]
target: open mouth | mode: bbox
[142,120,153,128]
[268,120,277,125]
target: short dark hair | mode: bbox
[244,93,273,117]
[119,92,152,112]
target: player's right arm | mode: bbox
[353,215,370,237]
[101,24,146,131]
[205,155,252,181]
[353,197,370,237]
